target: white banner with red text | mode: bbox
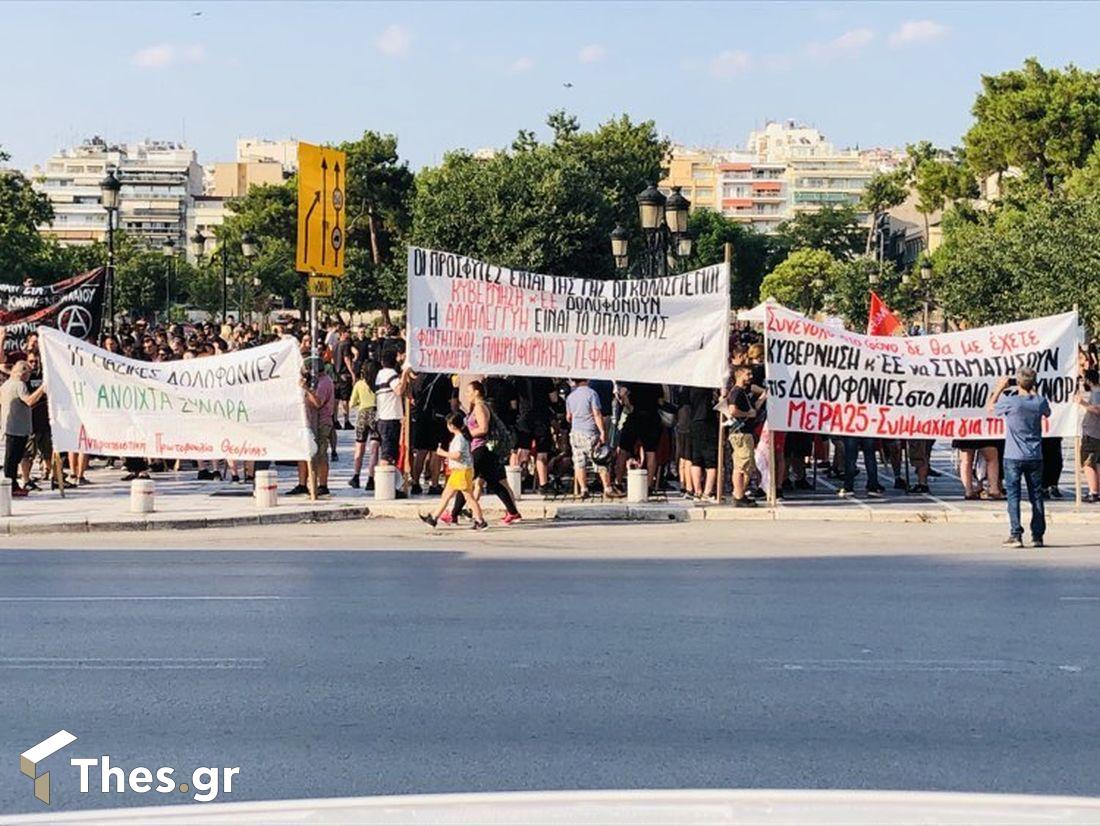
[765,304,1079,439]
[39,326,313,460]
[406,247,730,387]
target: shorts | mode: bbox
[334,379,352,402]
[378,419,402,463]
[620,411,661,453]
[784,431,813,459]
[413,416,447,451]
[515,420,553,454]
[354,407,379,444]
[445,467,475,493]
[30,428,52,462]
[675,430,691,462]
[311,423,333,467]
[690,420,718,469]
[908,439,933,464]
[729,431,757,476]
[1082,434,1100,468]
[570,430,597,473]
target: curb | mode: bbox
[0,506,371,535]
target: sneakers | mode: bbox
[1002,535,1024,548]
[427,485,443,496]
[501,512,522,525]
[438,511,455,525]
[837,488,852,498]
[866,487,885,499]
[537,484,552,497]
[910,483,930,494]
[1031,537,1045,548]
[605,487,626,499]
[1048,487,1064,499]
[317,485,330,497]
[394,490,408,500]
[893,477,908,491]
[286,484,309,496]
[472,520,489,531]
[365,477,375,491]
[419,513,437,528]
[197,468,212,480]
[11,487,29,498]
[410,483,423,496]
[348,474,360,489]
[734,496,757,508]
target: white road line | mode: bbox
[763,658,1081,673]
[0,596,289,602]
[1060,596,1100,602]
[810,475,873,510]
[0,657,264,670]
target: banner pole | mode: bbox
[1074,303,1083,512]
[52,452,64,499]
[716,417,724,505]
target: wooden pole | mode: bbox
[402,394,412,493]
[717,239,733,505]
[1074,303,1083,511]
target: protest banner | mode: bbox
[765,304,1080,439]
[406,247,730,387]
[0,269,105,352]
[39,327,313,460]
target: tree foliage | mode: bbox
[964,58,1100,193]
[773,205,864,261]
[757,249,842,314]
[410,111,668,280]
[682,209,772,308]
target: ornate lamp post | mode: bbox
[610,184,695,278]
[903,259,935,333]
[99,170,122,335]
[161,237,175,323]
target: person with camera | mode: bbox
[566,378,618,501]
[988,368,1051,548]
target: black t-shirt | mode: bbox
[27,367,49,432]
[626,383,660,414]
[689,386,717,424]
[729,386,753,433]
[332,339,352,380]
[485,377,518,427]
[515,377,554,429]
[415,373,454,420]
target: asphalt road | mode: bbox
[2,524,1099,813]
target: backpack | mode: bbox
[485,407,515,467]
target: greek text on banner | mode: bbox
[39,327,314,460]
[405,247,730,388]
[764,304,1079,439]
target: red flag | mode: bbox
[867,291,903,337]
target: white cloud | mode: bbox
[888,20,950,47]
[507,56,535,74]
[578,44,606,63]
[375,24,412,57]
[709,49,751,79]
[806,28,874,61]
[130,43,206,69]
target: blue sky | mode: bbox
[3,1,1099,171]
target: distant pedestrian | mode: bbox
[0,360,46,497]
[988,368,1051,548]
[1078,369,1100,502]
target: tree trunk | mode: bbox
[865,211,877,256]
[367,209,392,327]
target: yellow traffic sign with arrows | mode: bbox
[296,142,346,277]
[307,276,334,298]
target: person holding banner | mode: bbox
[989,368,1050,548]
[0,359,46,497]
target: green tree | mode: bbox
[859,168,909,254]
[0,146,55,283]
[410,112,668,281]
[1066,143,1100,199]
[934,192,1100,327]
[911,150,978,242]
[964,58,1100,194]
[682,209,773,308]
[773,204,864,261]
[758,249,842,314]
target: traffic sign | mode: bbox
[296,142,346,277]
[307,276,334,298]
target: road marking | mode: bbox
[763,658,1081,674]
[0,657,264,670]
[1060,596,1100,602]
[810,475,873,510]
[0,596,289,602]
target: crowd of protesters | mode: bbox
[0,313,1098,520]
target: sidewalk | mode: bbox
[0,440,1096,535]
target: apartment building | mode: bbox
[661,148,718,211]
[31,137,122,244]
[716,158,788,232]
[236,137,299,171]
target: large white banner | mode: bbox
[39,327,313,460]
[406,247,730,387]
[765,305,1080,439]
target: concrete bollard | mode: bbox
[254,470,278,508]
[374,465,397,500]
[505,465,522,501]
[0,479,11,516]
[626,468,649,503]
[129,478,155,514]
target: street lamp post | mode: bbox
[902,260,935,334]
[220,242,229,325]
[610,184,694,278]
[161,238,175,323]
[99,170,122,336]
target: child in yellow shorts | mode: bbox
[420,413,487,530]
